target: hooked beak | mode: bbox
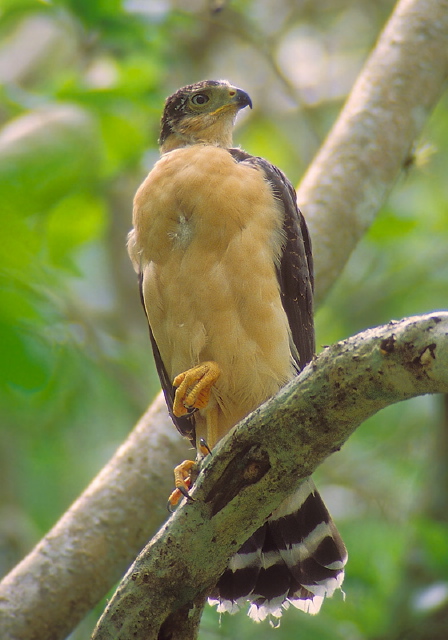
[232,87,253,110]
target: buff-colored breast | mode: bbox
[129,145,295,441]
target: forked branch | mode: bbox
[1,1,448,638]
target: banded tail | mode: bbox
[209,479,347,622]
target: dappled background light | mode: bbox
[1,1,447,638]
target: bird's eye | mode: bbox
[191,93,210,106]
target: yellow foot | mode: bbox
[173,361,221,417]
[167,459,195,510]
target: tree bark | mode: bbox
[0,397,190,640]
[1,0,448,639]
[91,313,448,640]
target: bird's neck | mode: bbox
[160,118,235,154]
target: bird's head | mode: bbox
[158,80,252,153]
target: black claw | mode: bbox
[186,405,198,415]
[199,437,212,456]
[178,485,195,502]
[166,486,195,513]
[167,500,175,513]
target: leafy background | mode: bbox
[0,1,447,638]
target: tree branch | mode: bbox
[298,0,448,303]
[1,1,448,638]
[0,396,190,640]
[92,313,448,640]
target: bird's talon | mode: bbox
[167,480,194,511]
[186,406,198,415]
[167,459,196,510]
[178,484,195,501]
[172,361,221,418]
[199,437,212,456]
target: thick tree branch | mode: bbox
[92,313,448,640]
[1,1,448,638]
[298,0,448,303]
[0,397,190,640]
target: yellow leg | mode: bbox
[169,362,221,509]
[168,417,217,509]
[173,361,221,417]
[203,405,219,452]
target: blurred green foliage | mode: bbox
[0,1,447,639]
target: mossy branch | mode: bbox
[91,313,448,640]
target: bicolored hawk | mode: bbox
[128,80,347,622]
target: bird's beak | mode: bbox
[232,88,253,110]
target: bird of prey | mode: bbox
[128,79,347,622]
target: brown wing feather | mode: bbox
[228,148,315,371]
